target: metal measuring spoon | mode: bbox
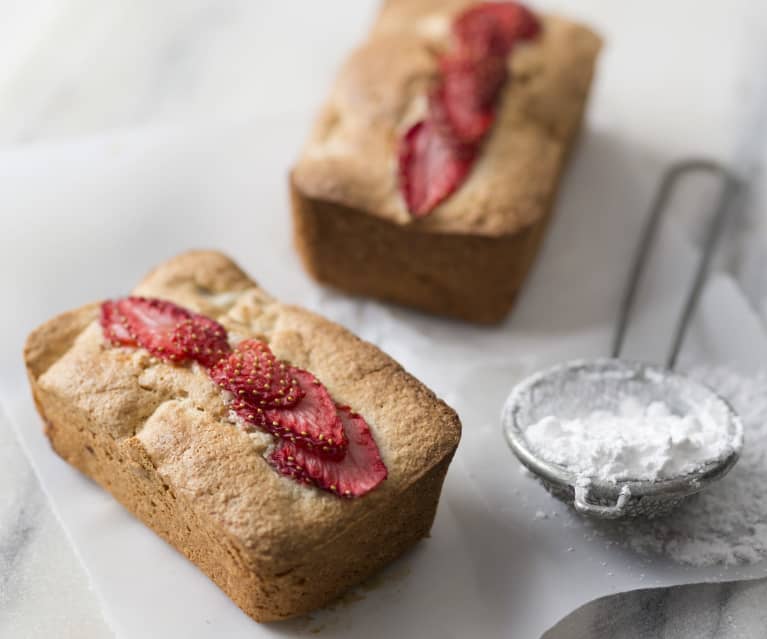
[502,160,745,519]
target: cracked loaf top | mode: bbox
[292,0,601,237]
[24,251,461,565]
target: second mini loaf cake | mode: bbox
[292,0,601,323]
[25,251,461,622]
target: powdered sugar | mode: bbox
[524,396,730,482]
[596,367,767,566]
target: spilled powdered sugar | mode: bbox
[595,367,767,566]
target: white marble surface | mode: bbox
[1,1,767,637]
[545,579,767,639]
[0,407,111,637]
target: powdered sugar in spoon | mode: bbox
[503,160,744,519]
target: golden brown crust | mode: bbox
[24,250,461,621]
[291,175,558,323]
[292,0,602,237]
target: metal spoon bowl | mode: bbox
[502,358,743,519]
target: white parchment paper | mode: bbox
[1,112,766,638]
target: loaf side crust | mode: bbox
[291,174,558,323]
[293,0,602,237]
[24,250,461,620]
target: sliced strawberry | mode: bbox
[454,2,541,59]
[101,297,230,366]
[440,53,508,109]
[114,297,191,362]
[172,315,231,367]
[430,87,494,146]
[268,447,314,486]
[230,398,269,431]
[396,2,540,217]
[430,54,506,144]
[486,2,541,43]
[270,405,387,498]
[210,339,304,409]
[264,369,348,460]
[100,300,136,346]
[398,120,476,217]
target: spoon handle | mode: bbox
[611,159,743,368]
[573,482,631,519]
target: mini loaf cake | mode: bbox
[24,251,461,622]
[292,0,601,323]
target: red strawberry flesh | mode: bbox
[101,298,386,497]
[270,405,387,497]
[210,339,303,409]
[398,120,476,217]
[268,447,314,486]
[430,58,504,145]
[264,369,348,460]
[397,1,540,217]
[100,300,136,346]
[230,399,269,431]
[172,316,231,367]
[114,297,193,362]
[454,2,541,58]
[101,297,230,367]
[440,53,508,110]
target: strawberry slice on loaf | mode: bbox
[101,297,230,367]
[210,339,305,410]
[102,295,375,492]
[270,405,388,497]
